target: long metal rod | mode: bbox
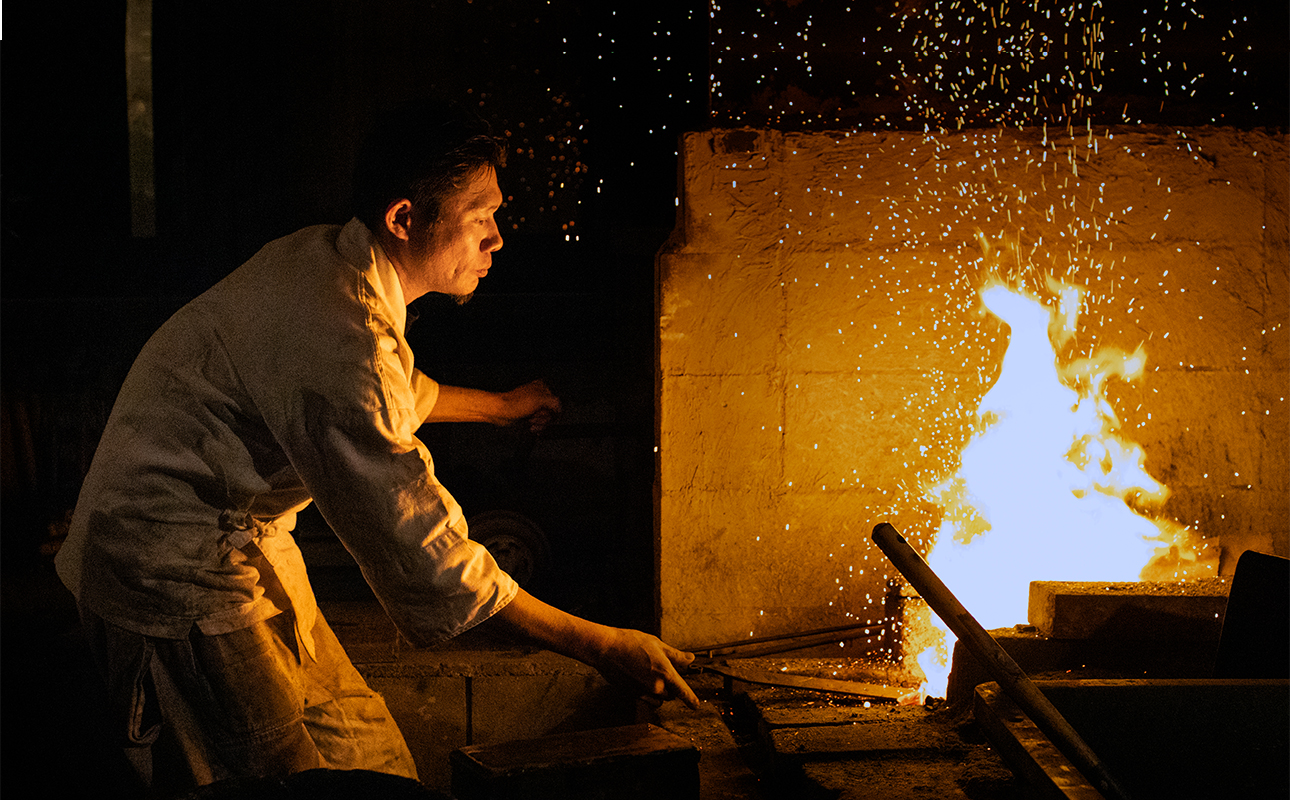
[697,661,905,700]
[695,632,883,661]
[872,522,1133,800]
[689,620,888,656]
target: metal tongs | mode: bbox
[686,622,908,701]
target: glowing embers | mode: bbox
[913,277,1214,698]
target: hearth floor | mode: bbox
[663,675,1021,800]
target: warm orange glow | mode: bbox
[915,275,1216,698]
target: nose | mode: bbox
[484,219,503,253]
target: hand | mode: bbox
[499,380,562,432]
[592,627,699,710]
[482,590,699,710]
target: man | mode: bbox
[55,100,696,794]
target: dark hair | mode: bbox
[353,98,505,232]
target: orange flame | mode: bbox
[914,278,1213,698]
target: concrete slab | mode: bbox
[737,684,1020,799]
[322,601,639,795]
[364,674,468,792]
[943,627,1220,707]
[800,758,994,800]
[758,703,898,729]
[1028,579,1229,641]
[450,723,699,800]
[768,720,958,761]
[473,674,632,746]
[746,685,921,729]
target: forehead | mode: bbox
[446,167,502,214]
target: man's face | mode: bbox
[409,167,504,299]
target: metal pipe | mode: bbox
[872,522,1133,800]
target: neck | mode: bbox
[373,227,426,303]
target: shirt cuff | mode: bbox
[410,369,440,425]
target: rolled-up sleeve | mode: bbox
[285,383,517,646]
[410,369,440,425]
[259,225,517,647]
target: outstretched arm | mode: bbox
[425,380,561,431]
[482,588,699,709]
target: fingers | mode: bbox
[504,380,562,429]
[663,666,700,710]
[669,646,696,670]
[654,644,700,710]
[602,630,701,710]
[528,407,555,432]
[536,380,563,414]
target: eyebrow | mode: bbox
[466,192,502,213]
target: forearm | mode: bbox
[482,588,699,708]
[487,588,613,664]
[423,380,561,429]
[423,385,511,424]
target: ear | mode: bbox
[383,199,415,241]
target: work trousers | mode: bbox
[80,607,418,796]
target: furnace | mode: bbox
[654,122,1286,796]
[657,126,1288,663]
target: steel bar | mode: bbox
[688,620,889,657]
[872,522,1133,800]
[696,660,905,700]
[703,632,881,660]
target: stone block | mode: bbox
[1263,136,1290,251]
[349,627,637,796]
[1079,244,1269,370]
[800,760,987,800]
[659,373,782,492]
[737,686,1014,800]
[450,723,699,800]
[678,131,787,254]
[653,674,764,800]
[1125,372,1264,487]
[768,720,956,761]
[1264,255,1289,370]
[782,248,994,376]
[783,371,977,495]
[658,488,782,646]
[658,252,783,376]
[758,704,883,729]
[1075,128,1267,247]
[657,487,903,647]
[943,628,1219,707]
[472,673,630,746]
[752,696,920,730]
[1027,579,1228,640]
[364,674,467,792]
